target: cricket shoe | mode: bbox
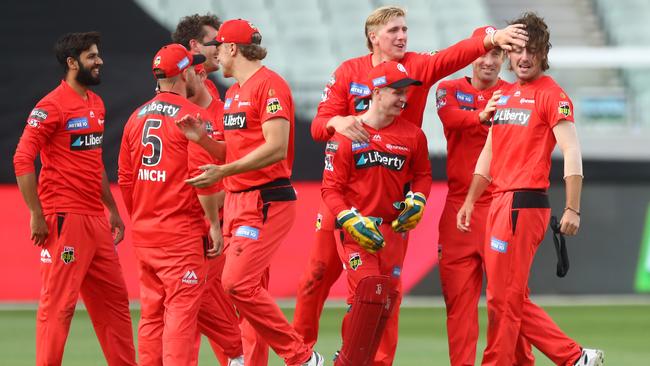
[228,355,244,366]
[302,351,324,366]
[574,348,605,366]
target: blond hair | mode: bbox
[365,6,406,52]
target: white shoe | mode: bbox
[302,351,324,366]
[574,348,605,366]
[228,355,244,366]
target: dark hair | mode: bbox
[509,12,551,71]
[172,13,221,49]
[238,33,267,61]
[54,31,101,72]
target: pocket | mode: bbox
[56,213,67,238]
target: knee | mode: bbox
[221,275,256,301]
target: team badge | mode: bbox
[61,246,75,264]
[349,253,362,270]
[558,101,572,118]
[324,154,334,172]
[266,97,282,114]
[153,56,161,67]
[315,213,323,231]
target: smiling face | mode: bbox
[472,48,504,84]
[197,25,219,72]
[373,86,408,117]
[508,45,543,82]
[369,16,408,61]
[74,44,103,86]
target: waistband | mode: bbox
[511,190,549,209]
[233,178,296,202]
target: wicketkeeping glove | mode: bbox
[391,191,427,232]
[337,208,385,253]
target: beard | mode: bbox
[75,60,101,86]
[186,83,196,98]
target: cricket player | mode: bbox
[177,19,324,366]
[457,12,604,366]
[295,5,529,361]
[118,43,221,365]
[13,31,136,366]
[437,26,534,366]
[322,61,432,366]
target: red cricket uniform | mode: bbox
[482,76,582,365]
[436,77,535,366]
[295,35,491,348]
[218,66,311,366]
[13,80,136,366]
[118,91,221,365]
[322,117,432,366]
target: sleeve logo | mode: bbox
[324,154,334,171]
[558,101,572,118]
[266,97,283,114]
[27,108,48,128]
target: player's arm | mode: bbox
[457,128,493,232]
[117,123,135,216]
[553,120,583,236]
[176,113,227,161]
[101,170,125,245]
[198,193,223,258]
[13,102,61,246]
[437,84,501,130]
[312,67,369,142]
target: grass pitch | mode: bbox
[1,304,649,365]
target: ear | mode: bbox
[189,39,201,53]
[66,56,79,71]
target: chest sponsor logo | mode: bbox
[354,97,370,112]
[520,98,535,104]
[70,132,103,150]
[326,140,339,153]
[266,97,282,114]
[28,108,48,128]
[238,101,251,107]
[61,246,75,264]
[137,101,181,118]
[324,154,334,171]
[456,91,474,104]
[558,101,572,117]
[224,98,232,110]
[235,226,260,240]
[496,95,511,105]
[354,150,406,171]
[386,143,409,152]
[351,141,370,151]
[349,82,371,96]
[493,108,531,126]
[65,117,89,131]
[223,112,247,130]
[490,237,508,253]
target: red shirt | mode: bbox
[311,36,488,141]
[322,117,432,221]
[490,75,574,193]
[118,92,219,247]
[436,77,508,204]
[204,78,222,102]
[14,80,106,216]
[221,66,295,191]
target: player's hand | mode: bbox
[206,223,224,258]
[327,116,369,142]
[492,24,528,51]
[559,209,580,236]
[176,113,208,142]
[337,208,385,253]
[30,211,48,247]
[391,191,427,232]
[478,90,502,124]
[186,164,223,188]
[456,201,474,232]
[108,210,126,245]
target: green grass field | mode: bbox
[2,304,649,365]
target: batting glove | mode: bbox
[337,208,385,253]
[391,191,427,232]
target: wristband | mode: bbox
[490,30,497,46]
[564,207,580,216]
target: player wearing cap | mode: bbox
[457,13,604,366]
[177,19,324,366]
[293,6,529,356]
[322,61,432,366]
[13,32,136,366]
[436,26,535,366]
[118,44,222,365]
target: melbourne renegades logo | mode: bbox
[61,246,75,264]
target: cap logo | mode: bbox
[153,56,161,67]
[372,76,386,87]
[177,56,190,71]
[397,63,407,74]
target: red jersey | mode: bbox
[118,92,220,247]
[221,66,295,191]
[490,76,574,193]
[204,78,222,102]
[436,77,508,204]
[13,80,106,216]
[321,117,432,221]
[312,36,488,141]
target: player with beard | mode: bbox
[118,44,222,365]
[458,13,604,366]
[13,32,136,366]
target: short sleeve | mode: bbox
[541,88,575,128]
[259,77,292,124]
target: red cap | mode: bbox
[472,25,497,38]
[152,44,206,79]
[205,19,260,46]
[368,61,422,90]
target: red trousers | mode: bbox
[37,213,136,366]
[337,224,407,366]
[135,238,207,365]
[482,191,582,366]
[293,208,343,347]
[439,199,534,366]
[221,188,312,366]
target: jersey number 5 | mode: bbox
[141,119,162,166]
